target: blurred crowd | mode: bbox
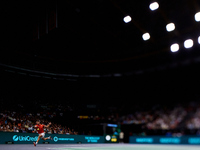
[0,110,78,135]
[1,100,200,135]
[118,106,187,130]
[186,104,200,130]
[118,102,200,130]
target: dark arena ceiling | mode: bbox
[1,0,200,80]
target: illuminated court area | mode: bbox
[1,144,200,150]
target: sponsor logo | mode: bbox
[160,138,180,144]
[188,138,200,144]
[85,136,100,143]
[111,135,117,142]
[13,135,19,141]
[105,135,111,141]
[54,136,58,142]
[136,138,153,143]
[105,135,117,142]
[12,135,38,142]
[53,136,74,142]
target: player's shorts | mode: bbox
[39,132,45,138]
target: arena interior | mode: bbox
[1,0,200,149]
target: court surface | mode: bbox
[1,144,200,150]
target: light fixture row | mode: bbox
[123,2,159,23]
[170,37,200,52]
[123,2,200,42]
[142,22,175,41]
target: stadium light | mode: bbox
[142,33,150,41]
[123,16,132,23]
[195,12,200,22]
[184,39,194,49]
[198,36,200,44]
[170,43,179,52]
[149,2,159,11]
[166,23,175,32]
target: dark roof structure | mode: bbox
[1,0,200,78]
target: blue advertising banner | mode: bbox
[129,136,200,145]
[0,132,105,144]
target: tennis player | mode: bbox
[33,121,52,146]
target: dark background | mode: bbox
[1,0,200,142]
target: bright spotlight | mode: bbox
[170,43,179,52]
[149,2,159,11]
[166,23,175,32]
[142,33,150,41]
[198,36,200,44]
[123,16,132,23]
[195,12,200,22]
[184,39,194,49]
